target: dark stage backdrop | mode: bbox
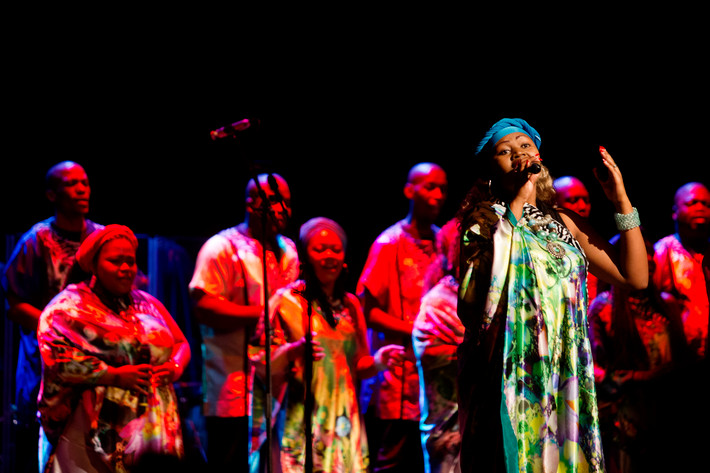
[3,52,709,291]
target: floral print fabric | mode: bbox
[38,282,184,472]
[269,281,371,473]
[458,201,604,473]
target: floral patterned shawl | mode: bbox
[38,282,184,472]
[458,201,604,473]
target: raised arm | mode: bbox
[561,147,648,290]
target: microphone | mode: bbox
[528,162,542,174]
[209,118,255,140]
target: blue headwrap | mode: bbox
[474,118,541,156]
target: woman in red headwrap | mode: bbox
[37,225,191,472]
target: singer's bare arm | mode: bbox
[559,148,648,291]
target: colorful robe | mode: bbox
[457,201,604,473]
[38,282,184,472]
[268,281,371,473]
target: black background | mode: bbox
[4,20,709,282]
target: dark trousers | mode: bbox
[367,415,425,473]
[205,416,249,472]
[14,420,40,473]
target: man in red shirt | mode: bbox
[357,162,448,472]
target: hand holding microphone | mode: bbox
[513,156,542,175]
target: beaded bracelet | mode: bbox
[614,207,640,231]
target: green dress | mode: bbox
[457,201,605,473]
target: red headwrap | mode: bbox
[75,224,138,273]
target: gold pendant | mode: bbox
[546,241,566,259]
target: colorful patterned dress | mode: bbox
[457,201,604,473]
[38,282,185,472]
[269,281,371,473]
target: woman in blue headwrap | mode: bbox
[456,118,648,472]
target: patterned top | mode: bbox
[412,275,463,473]
[356,220,438,420]
[2,217,103,423]
[458,201,604,473]
[189,226,299,417]
[268,281,372,473]
[588,290,673,372]
[653,234,709,358]
[38,282,184,472]
[587,289,677,469]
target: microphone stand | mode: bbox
[213,125,281,473]
[251,168,285,473]
[293,283,314,472]
[304,291,314,473]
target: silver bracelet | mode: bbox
[614,207,640,231]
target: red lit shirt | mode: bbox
[189,227,299,417]
[653,234,709,358]
[356,220,438,420]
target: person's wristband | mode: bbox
[614,207,640,231]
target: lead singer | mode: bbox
[456,118,648,472]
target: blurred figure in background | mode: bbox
[413,219,463,473]
[261,217,404,472]
[652,181,710,359]
[357,162,448,473]
[588,234,689,472]
[37,225,190,472]
[189,173,299,471]
[554,175,598,302]
[2,161,103,473]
